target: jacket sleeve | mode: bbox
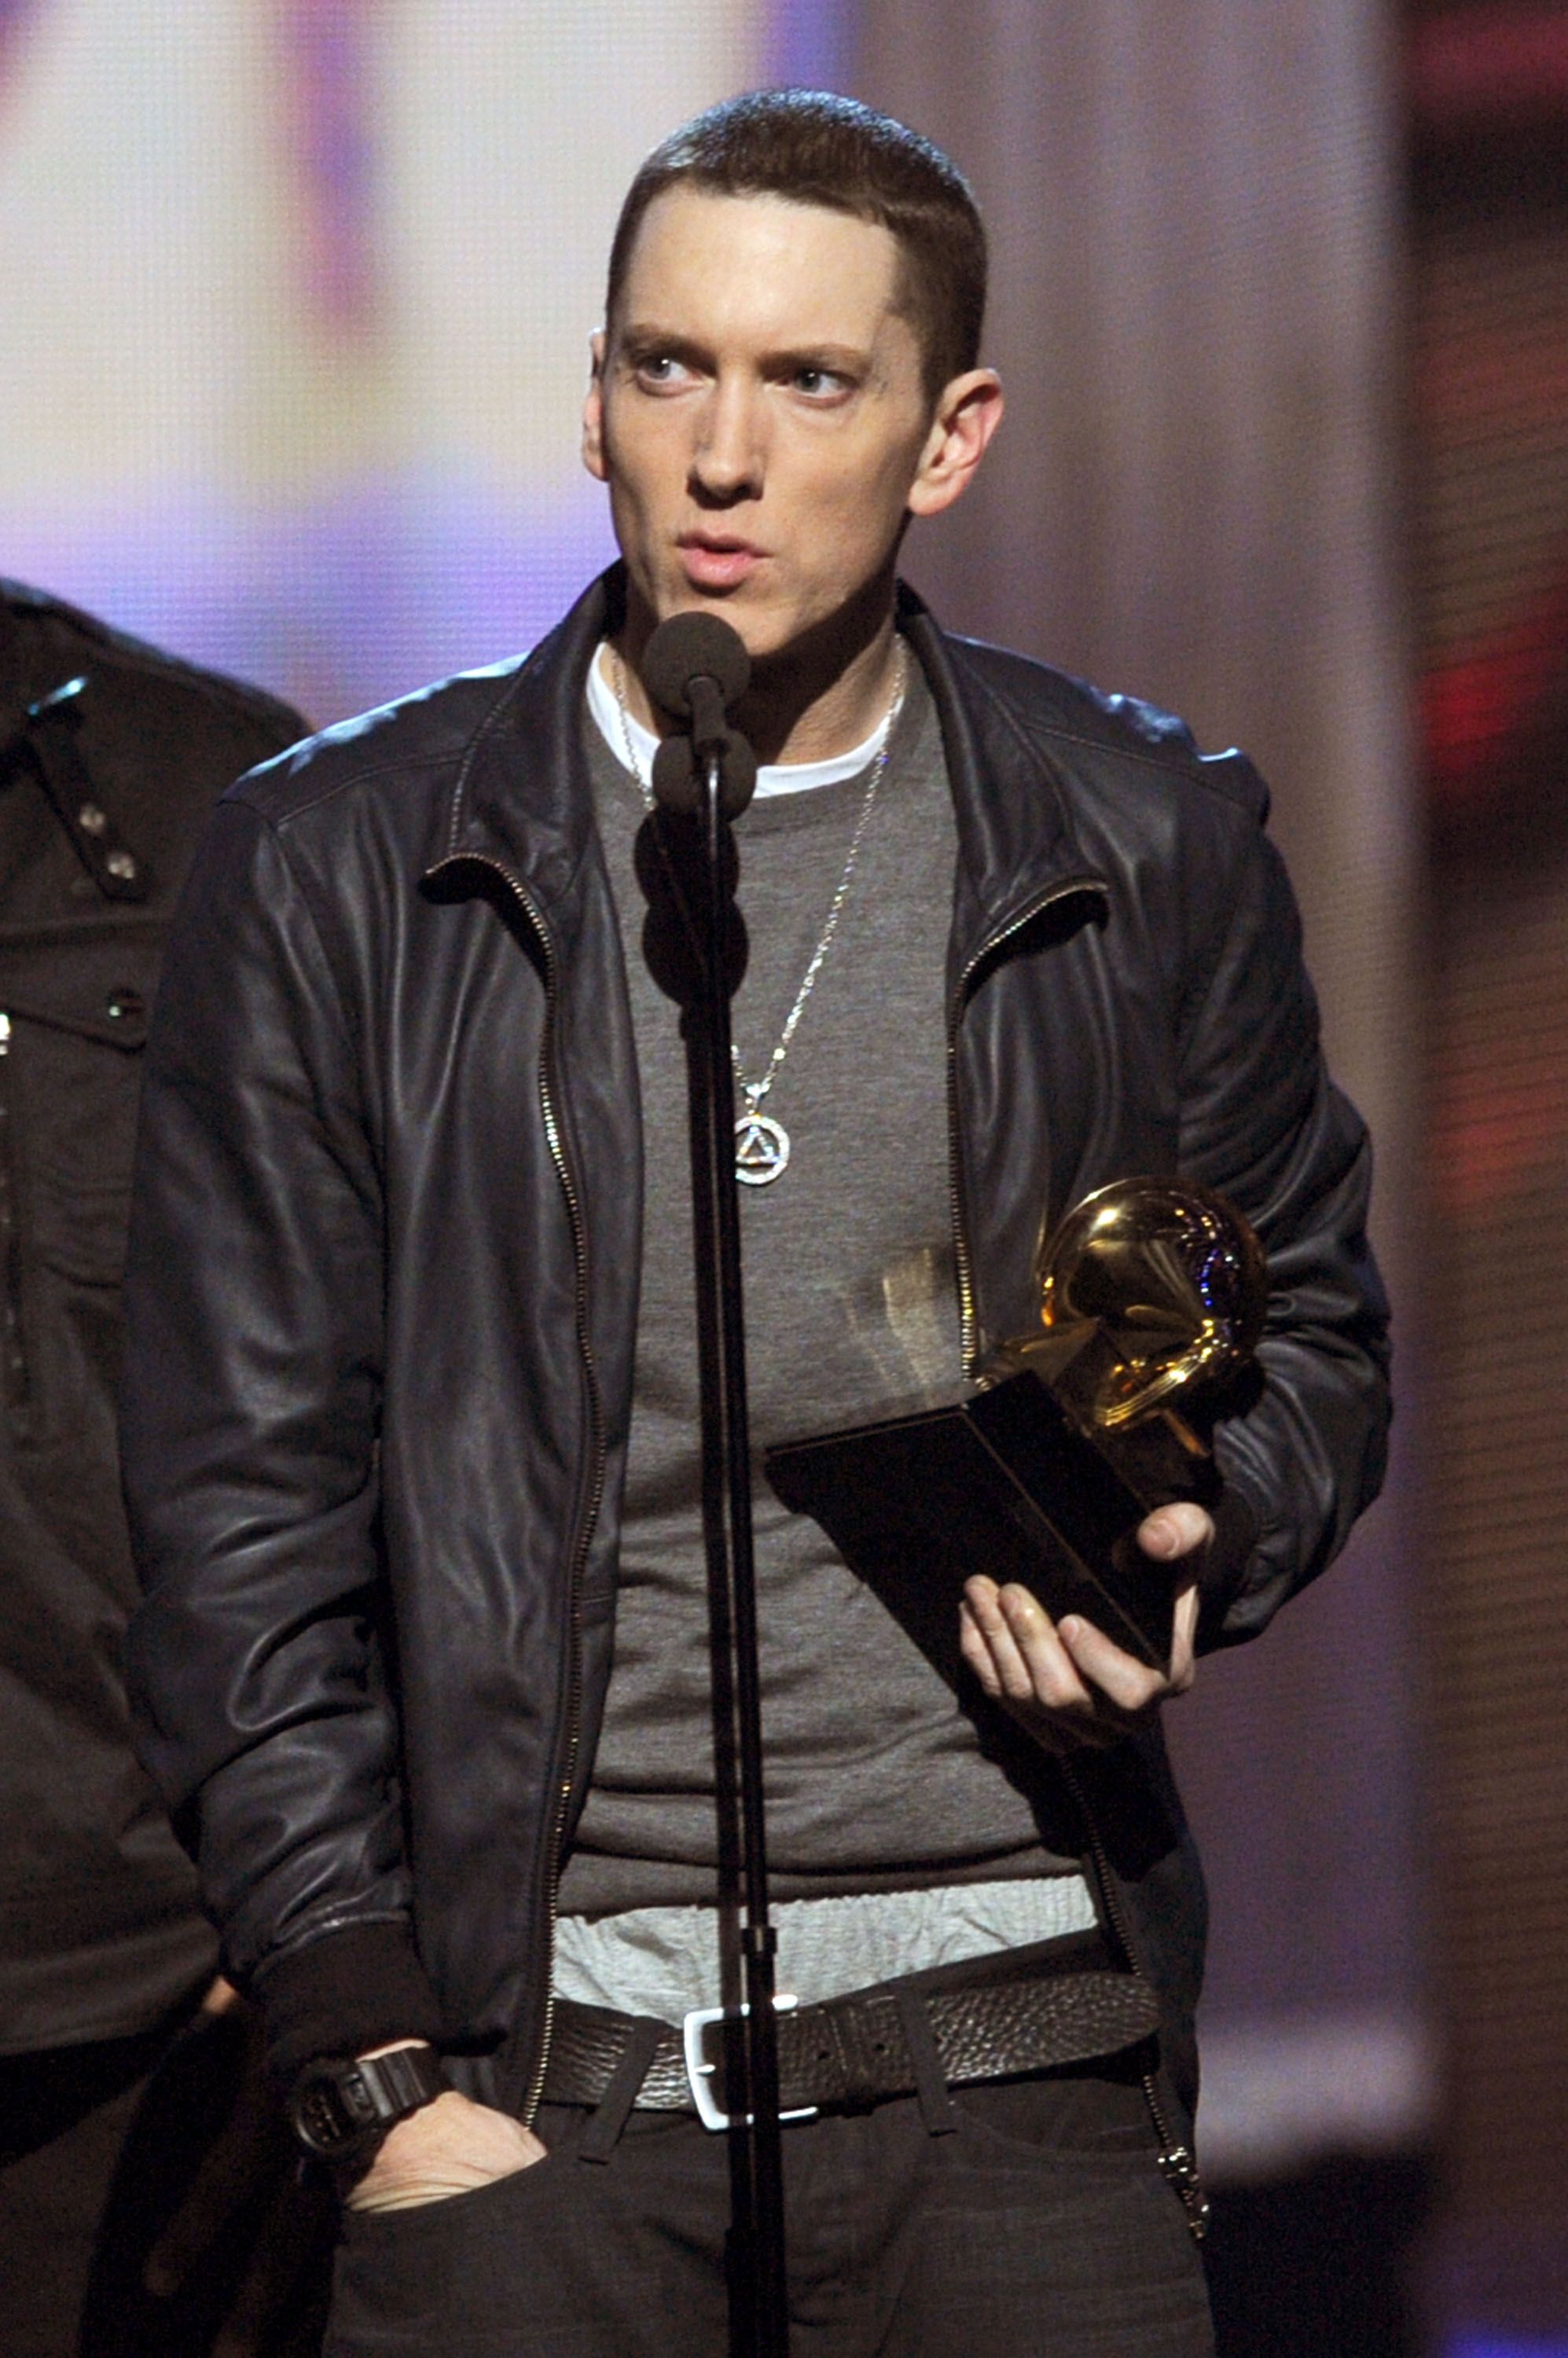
[1173,784,1391,1648]
[121,795,445,2071]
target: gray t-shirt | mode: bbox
[558,658,1077,1926]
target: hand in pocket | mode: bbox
[346,2092,546,2215]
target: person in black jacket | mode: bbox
[0,582,322,2356]
[121,94,1390,2357]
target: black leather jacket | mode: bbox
[122,571,1388,2139]
[0,581,303,2054]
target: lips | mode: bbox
[677,534,763,592]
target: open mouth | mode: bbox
[677,536,764,591]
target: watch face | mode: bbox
[291,2073,358,2155]
[288,2048,443,2159]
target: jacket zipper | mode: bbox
[944,876,1105,1374]
[0,1013,28,1419]
[427,854,606,2128]
[946,878,1209,2243]
[1061,1757,1211,2241]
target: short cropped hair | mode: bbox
[605,90,986,405]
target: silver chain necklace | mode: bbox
[611,639,906,1185]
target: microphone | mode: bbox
[642,613,758,818]
[644,612,750,733]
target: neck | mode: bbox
[614,575,903,766]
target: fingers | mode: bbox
[1137,1500,1214,1561]
[1167,1578,1199,1694]
[961,1566,1202,1749]
[961,1577,1113,1749]
[1056,1611,1174,1714]
[961,1575,1089,1706]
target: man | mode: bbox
[0,581,324,2355]
[121,92,1389,2356]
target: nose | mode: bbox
[689,376,763,505]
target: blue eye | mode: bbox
[788,365,850,402]
[634,353,690,389]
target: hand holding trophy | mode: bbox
[766,1177,1266,1679]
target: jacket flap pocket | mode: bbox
[0,938,161,1049]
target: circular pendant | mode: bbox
[735,1109,790,1186]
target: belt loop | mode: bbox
[893,1989,957,2137]
[578,2017,664,2163]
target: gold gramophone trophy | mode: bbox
[766,1177,1267,1674]
[991,1175,1266,1502]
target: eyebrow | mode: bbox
[615,325,706,365]
[760,343,872,377]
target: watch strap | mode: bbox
[288,2041,448,2160]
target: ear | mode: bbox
[582,329,608,483]
[906,369,1004,520]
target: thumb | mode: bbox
[1136,1501,1214,1561]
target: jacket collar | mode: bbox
[434,564,1107,964]
[428,567,619,926]
[894,583,1109,990]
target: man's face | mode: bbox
[583,189,942,667]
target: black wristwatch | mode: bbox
[287,2042,449,2164]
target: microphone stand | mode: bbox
[675,685,789,2358]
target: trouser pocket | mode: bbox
[326,2133,584,2355]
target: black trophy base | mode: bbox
[766,1368,1195,1678]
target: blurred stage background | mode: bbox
[2,2,1564,2350]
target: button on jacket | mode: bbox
[0,581,304,2054]
[120,569,1389,2143]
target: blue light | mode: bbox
[1449,2339,1568,2358]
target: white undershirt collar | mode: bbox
[587,641,893,799]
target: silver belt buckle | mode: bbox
[681,1993,819,2132]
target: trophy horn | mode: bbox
[1030,1177,1268,1434]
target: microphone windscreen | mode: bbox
[651,726,758,820]
[642,613,751,718]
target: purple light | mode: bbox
[0,0,39,101]
[275,0,380,334]
[1449,2341,1568,2357]
[765,0,854,93]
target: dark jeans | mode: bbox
[327,2066,1214,2357]
[0,2029,169,2358]
[0,2015,329,2358]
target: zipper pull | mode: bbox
[1158,2143,1212,2241]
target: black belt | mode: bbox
[542,1949,1161,2128]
